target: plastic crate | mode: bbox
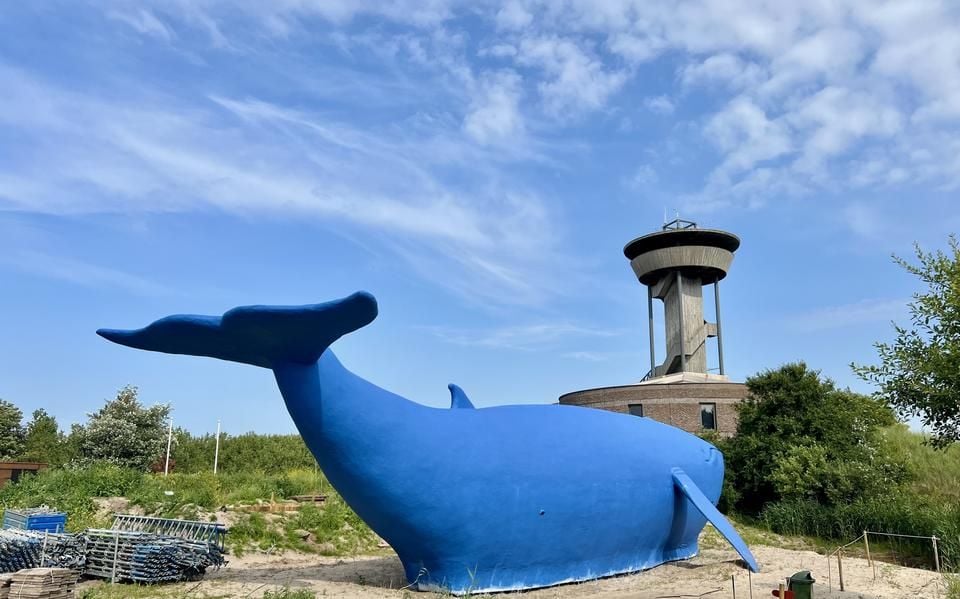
[2,508,67,533]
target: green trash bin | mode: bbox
[787,570,816,599]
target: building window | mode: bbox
[700,403,716,430]
[628,404,644,417]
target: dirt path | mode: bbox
[137,543,948,599]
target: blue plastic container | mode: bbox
[2,509,67,533]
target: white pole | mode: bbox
[213,419,221,474]
[164,419,173,476]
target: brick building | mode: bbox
[559,372,746,436]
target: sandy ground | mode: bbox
[102,542,949,599]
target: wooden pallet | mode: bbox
[6,567,78,599]
[290,494,328,504]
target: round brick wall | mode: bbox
[559,382,748,436]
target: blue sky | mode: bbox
[1,1,958,435]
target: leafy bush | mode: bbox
[0,400,24,460]
[73,386,170,470]
[21,409,68,466]
[724,362,901,513]
[770,442,904,505]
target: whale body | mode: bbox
[97,291,758,593]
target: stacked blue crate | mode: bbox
[2,508,67,533]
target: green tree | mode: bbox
[0,400,24,460]
[854,236,960,447]
[74,385,171,471]
[724,363,902,514]
[20,409,67,465]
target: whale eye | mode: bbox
[539,509,545,516]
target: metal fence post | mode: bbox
[40,531,48,567]
[837,548,845,592]
[932,535,941,573]
[827,554,832,591]
[111,531,120,583]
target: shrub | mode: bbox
[73,386,170,470]
[725,363,901,513]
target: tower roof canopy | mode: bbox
[623,229,740,260]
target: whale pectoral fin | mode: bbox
[671,468,759,572]
[447,384,476,409]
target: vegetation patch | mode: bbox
[0,465,378,556]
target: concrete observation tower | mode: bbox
[559,219,749,436]
[625,218,738,379]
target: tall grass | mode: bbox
[128,468,328,517]
[751,425,960,572]
[761,497,960,570]
[880,424,960,501]
[946,574,960,599]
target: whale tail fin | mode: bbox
[97,291,378,369]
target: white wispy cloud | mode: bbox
[1,250,173,297]
[81,1,960,208]
[644,95,675,115]
[789,298,909,333]
[562,351,610,362]
[516,36,627,118]
[681,53,766,91]
[624,164,658,189]
[0,63,563,306]
[705,96,792,175]
[495,1,533,31]
[7,0,960,301]
[463,70,526,145]
[107,8,175,42]
[430,322,621,351]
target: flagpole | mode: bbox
[213,419,221,475]
[163,419,173,476]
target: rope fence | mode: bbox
[826,530,943,592]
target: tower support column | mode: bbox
[714,281,725,376]
[647,286,656,377]
[676,271,686,372]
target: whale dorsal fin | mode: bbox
[447,384,475,409]
[671,468,759,573]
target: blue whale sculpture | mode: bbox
[97,291,758,593]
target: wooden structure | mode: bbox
[0,463,46,488]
